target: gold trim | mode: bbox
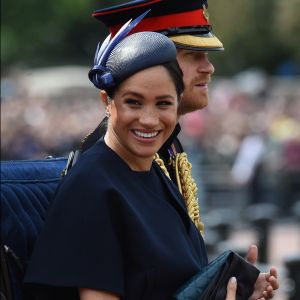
[154,152,204,234]
[153,153,171,180]
[174,154,182,194]
[174,153,204,234]
[170,34,223,49]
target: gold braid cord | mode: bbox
[154,153,204,234]
[174,152,204,234]
[153,153,171,179]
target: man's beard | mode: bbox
[177,75,210,115]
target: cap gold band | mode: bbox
[170,34,223,50]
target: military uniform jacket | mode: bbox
[24,138,208,300]
[158,123,183,182]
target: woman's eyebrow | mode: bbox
[121,91,143,98]
[122,91,175,100]
[156,95,176,100]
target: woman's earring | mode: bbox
[105,107,111,118]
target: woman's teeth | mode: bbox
[134,130,158,138]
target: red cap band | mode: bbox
[108,8,210,37]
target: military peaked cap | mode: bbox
[92,0,223,51]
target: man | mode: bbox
[67,1,279,298]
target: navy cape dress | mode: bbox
[24,139,208,300]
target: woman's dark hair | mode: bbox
[106,59,184,100]
[161,60,184,99]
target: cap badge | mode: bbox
[202,4,209,22]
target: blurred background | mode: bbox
[1,1,300,299]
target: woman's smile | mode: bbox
[132,129,160,141]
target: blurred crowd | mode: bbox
[1,92,102,160]
[179,73,300,214]
[1,67,103,160]
[1,68,300,215]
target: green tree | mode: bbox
[209,0,300,75]
[2,0,300,75]
[1,0,115,72]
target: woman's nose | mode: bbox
[139,108,159,126]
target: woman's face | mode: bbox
[104,65,179,171]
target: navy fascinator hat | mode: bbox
[88,11,177,90]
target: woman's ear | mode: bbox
[100,90,109,106]
[100,90,112,118]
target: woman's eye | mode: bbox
[157,101,173,106]
[125,99,140,105]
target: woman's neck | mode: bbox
[104,134,153,172]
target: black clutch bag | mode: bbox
[174,250,260,300]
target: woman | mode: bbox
[24,16,239,300]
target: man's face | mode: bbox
[176,49,215,115]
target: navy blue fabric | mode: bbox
[24,140,208,300]
[106,32,177,85]
[0,158,67,300]
[89,31,177,90]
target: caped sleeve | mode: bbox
[24,166,125,298]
